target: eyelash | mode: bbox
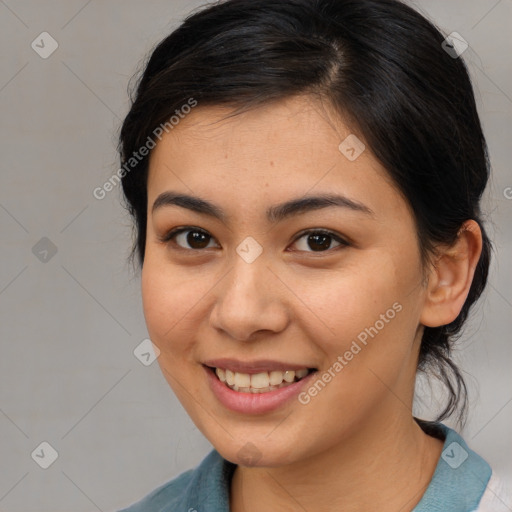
[157,226,350,254]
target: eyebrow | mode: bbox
[151,191,374,223]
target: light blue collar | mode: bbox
[194,422,492,511]
[120,422,491,511]
[413,422,491,511]
[184,423,492,512]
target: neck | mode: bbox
[230,410,444,512]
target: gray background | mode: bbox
[0,1,510,510]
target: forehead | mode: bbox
[146,95,405,221]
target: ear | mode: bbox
[420,220,483,328]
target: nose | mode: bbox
[209,254,289,342]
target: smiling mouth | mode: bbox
[206,366,317,393]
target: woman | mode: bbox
[117,0,510,510]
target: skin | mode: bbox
[141,94,482,511]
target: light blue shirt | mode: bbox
[119,423,492,511]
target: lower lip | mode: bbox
[204,365,317,414]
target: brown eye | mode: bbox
[291,230,348,253]
[160,227,218,250]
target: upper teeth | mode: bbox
[215,368,309,389]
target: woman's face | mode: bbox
[142,95,429,467]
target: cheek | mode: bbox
[140,257,209,354]
[141,259,209,406]
[301,249,422,363]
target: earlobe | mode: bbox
[420,220,483,328]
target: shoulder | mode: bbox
[475,472,512,512]
[118,449,236,512]
[118,468,195,512]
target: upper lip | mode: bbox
[203,358,316,374]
